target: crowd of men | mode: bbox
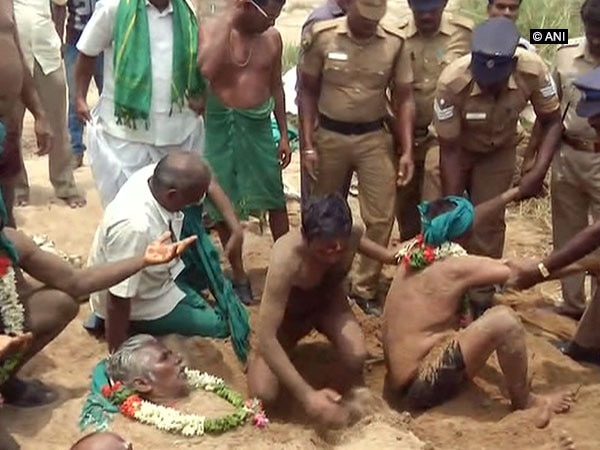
[2,0,600,447]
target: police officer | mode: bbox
[553,66,600,364]
[396,0,473,240]
[434,17,561,314]
[549,0,600,320]
[298,0,415,316]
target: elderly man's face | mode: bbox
[137,342,190,400]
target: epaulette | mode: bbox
[441,56,472,93]
[516,49,546,76]
[556,36,584,51]
[381,22,404,39]
[301,19,338,52]
[447,13,474,30]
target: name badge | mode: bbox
[465,112,487,120]
[327,52,348,61]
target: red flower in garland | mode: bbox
[423,246,435,263]
[0,255,11,277]
[101,385,112,398]
[119,395,142,418]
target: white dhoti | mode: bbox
[87,111,205,208]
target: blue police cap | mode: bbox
[574,67,600,118]
[470,17,520,86]
[409,0,445,11]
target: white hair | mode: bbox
[106,334,158,385]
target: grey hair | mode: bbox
[106,334,158,386]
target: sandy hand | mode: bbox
[143,232,198,266]
[304,388,350,429]
[0,333,33,359]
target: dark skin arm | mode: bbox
[51,3,66,44]
[518,109,562,199]
[298,72,321,179]
[391,83,415,186]
[440,138,466,196]
[106,293,131,352]
[270,31,291,169]
[74,53,96,122]
[207,177,244,257]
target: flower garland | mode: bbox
[0,254,25,386]
[395,234,471,322]
[101,369,268,436]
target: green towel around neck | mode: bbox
[112,0,205,129]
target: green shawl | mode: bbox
[113,0,205,128]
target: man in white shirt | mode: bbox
[74,0,205,208]
[87,151,250,360]
[7,0,85,210]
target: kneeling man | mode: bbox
[382,195,593,428]
[87,151,250,360]
[247,194,401,427]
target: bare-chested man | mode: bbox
[0,0,52,227]
[247,193,400,427]
[382,194,591,429]
[198,0,290,303]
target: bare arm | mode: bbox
[298,73,321,151]
[74,53,96,109]
[439,138,466,195]
[391,83,415,162]
[270,31,291,168]
[207,178,243,236]
[358,236,398,265]
[106,293,131,352]
[258,255,313,402]
[7,228,195,299]
[473,187,520,229]
[197,19,231,81]
[51,3,66,42]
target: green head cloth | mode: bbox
[418,196,475,247]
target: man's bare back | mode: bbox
[198,15,282,109]
[0,0,24,117]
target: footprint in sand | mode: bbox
[558,431,575,450]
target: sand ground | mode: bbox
[4,1,599,449]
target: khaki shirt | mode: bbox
[552,37,600,141]
[300,18,413,123]
[433,48,560,153]
[398,12,473,129]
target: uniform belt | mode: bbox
[318,114,384,135]
[563,135,600,153]
[414,127,429,138]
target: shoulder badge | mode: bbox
[557,36,584,51]
[302,19,338,52]
[448,13,474,31]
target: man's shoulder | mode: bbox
[444,12,474,32]
[302,18,341,52]
[380,22,405,40]
[438,54,472,91]
[553,36,585,65]
[515,47,548,76]
[556,36,585,53]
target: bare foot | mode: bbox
[0,332,33,359]
[526,391,573,428]
[62,194,86,208]
[15,194,28,207]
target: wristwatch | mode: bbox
[537,262,550,279]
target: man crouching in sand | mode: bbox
[382,194,589,428]
[248,193,402,428]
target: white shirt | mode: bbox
[77,0,199,146]
[13,0,64,75]
[88,164,187,321]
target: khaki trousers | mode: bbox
[397,133,438,239]
[314,127,396,301]
[10,61,78,199]
[550,145,600,312]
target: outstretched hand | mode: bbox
[503,258,541,291]
[143,232,198,266]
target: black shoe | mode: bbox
[350,296,382,317]
[553,339,600,366]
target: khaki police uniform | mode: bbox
[300,16,413,302]
[395,12,473,239]
[551,37,600,314]
[434,48,559,262]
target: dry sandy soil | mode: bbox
[5,1,600,449]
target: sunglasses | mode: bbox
[248,0,274,20]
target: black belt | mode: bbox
[318,114,384,135]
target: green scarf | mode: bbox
[113,0,205,129]
[418,196,475,247]
[79,360,119,431]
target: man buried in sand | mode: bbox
[247,193,402,427]
[381,194,600,428]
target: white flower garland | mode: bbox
[0,266,24,334]
[113,369,267,436]
[434,242,468,260]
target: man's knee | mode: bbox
[484,305,523,338]
[51,291,79,324]
[340,346,367,373]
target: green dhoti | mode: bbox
[203,93,286,221]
